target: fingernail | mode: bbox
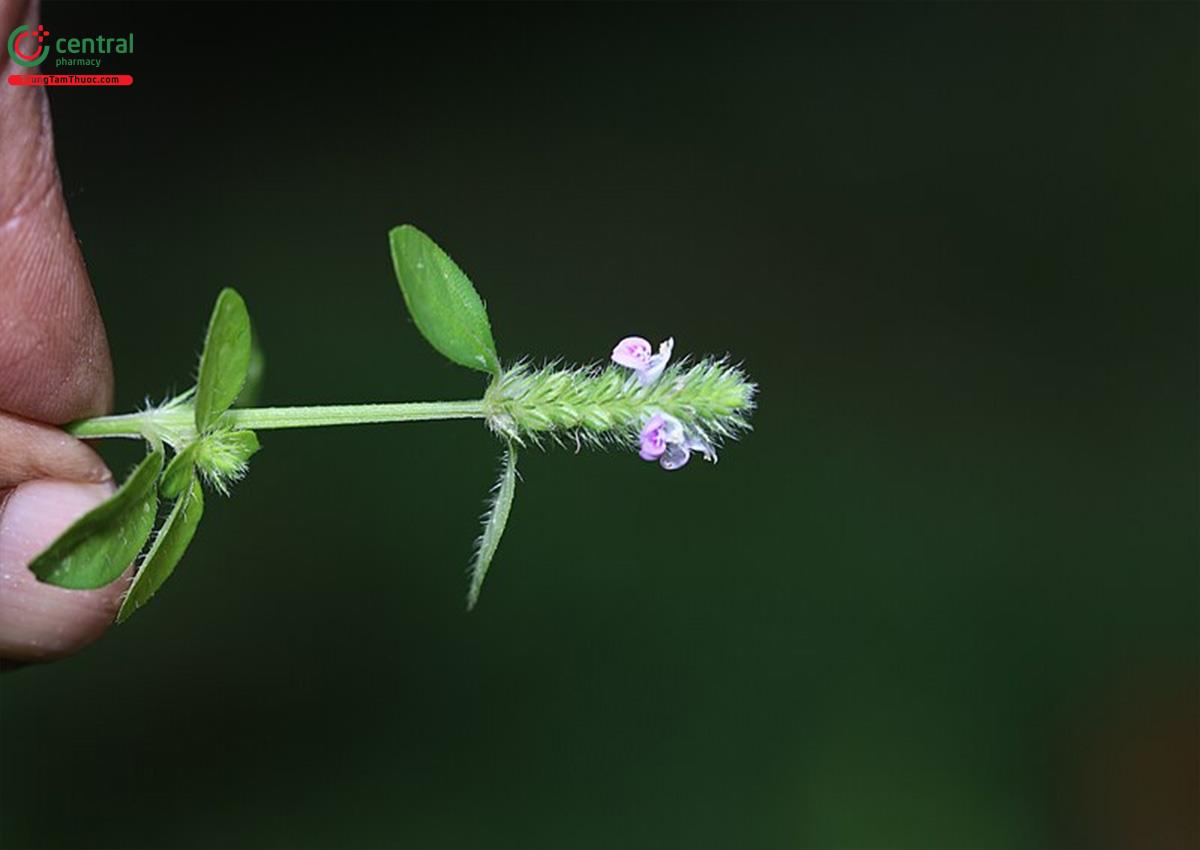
[0,479,128,663]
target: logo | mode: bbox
[7,24,51,67]
[6,23,134,84]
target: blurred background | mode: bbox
[1,3,1196,848]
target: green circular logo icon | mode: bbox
[8,24,51,68]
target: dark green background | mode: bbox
[2,3,1196,848]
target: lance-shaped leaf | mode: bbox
[195,288,252,431]
[117,473,204,623]
[467,442,518,610]
[389,225,501,376]
[161,444,198,499]
[30,450,164,589]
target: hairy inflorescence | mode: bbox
[482,357,757,455]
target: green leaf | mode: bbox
[234,325,265,407]
[220,429,261,463]
[467,442,518,610]
[161,444,198,499]
[30,450,164,589]
[117,472,204,624]
[389,225,500,376]
[195,288,252,432]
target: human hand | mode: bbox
[0,0,126,665]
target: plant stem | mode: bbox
[68,400,487,442]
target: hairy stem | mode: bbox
[68,401,487,443]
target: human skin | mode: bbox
[0,0,129,665]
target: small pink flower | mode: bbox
[612,335,674,386]
[638,412,715,471]
[638,412,681,461]
[612,336,653,370]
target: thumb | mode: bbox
[0,479,131,665]
[0,414,130,665]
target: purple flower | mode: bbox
[639,412,682,461]
[638,412,716,471]
[612,335,674,386]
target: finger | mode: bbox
[0,411,112,488]
[0,0,113,424]
[0,480,131,663]
[0,429,125,664]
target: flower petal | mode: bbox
[612,336,653,370]
[639,442,666,461]
[659,442,691,470]
[639,414,668,460]
[685,434,717,463]
[658,412,684,444]
[638,337,674,385]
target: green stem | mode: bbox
[68,400,487,442]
